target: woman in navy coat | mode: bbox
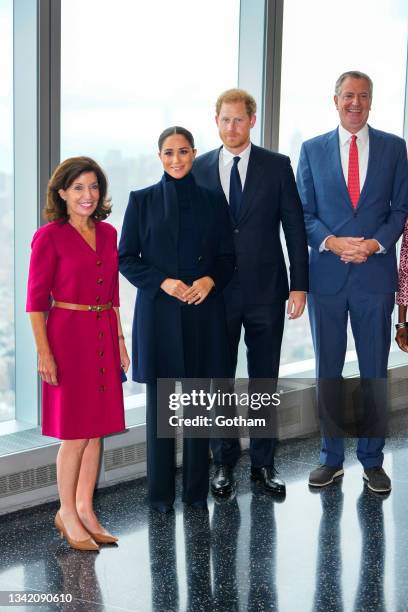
[119,126,234,512]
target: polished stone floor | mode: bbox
[1,435,408,611]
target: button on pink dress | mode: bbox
[26,221,125,440]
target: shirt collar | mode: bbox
[338,123,369,146]
[221,141,252,166]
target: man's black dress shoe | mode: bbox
[211,464,234,496]
[251,466,286,495]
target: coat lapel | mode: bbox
[160,176,179,245]
[159,174,212,257]
[192,183,212,250]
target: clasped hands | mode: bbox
[326,236,379,264]
[160,276,215,305]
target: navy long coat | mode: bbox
[119,174,235,383]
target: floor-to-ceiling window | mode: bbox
[2,0,406,440]
[60,0,240,410]
[279,0,408,374]
[0,0,15,422]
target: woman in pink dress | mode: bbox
[396,220,408,351]
[26,156,129,551]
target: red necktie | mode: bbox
[348,134,360,208]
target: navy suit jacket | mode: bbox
[193,143,309,304]
[297,126,408,295]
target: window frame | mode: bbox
[6,0,408,438]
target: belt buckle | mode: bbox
[88,305,100,312]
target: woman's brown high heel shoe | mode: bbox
[54,512,99,551]
[77,513,119,544]
[87,531,118,545]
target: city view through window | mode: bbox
[1,0,407,422]
[278,0,407,375]
[61,0,240,401]
[0,0,14,422]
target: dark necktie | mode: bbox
[229,156,242,222]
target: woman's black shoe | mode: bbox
[150,504,174,514]
[184,500,208,510]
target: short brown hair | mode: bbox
[215,88,257,117]
[43,156,111,222]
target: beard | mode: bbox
[220,132,249,150]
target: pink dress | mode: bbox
[26,221,125,440]
[397,219,408,306]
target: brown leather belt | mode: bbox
[52,300,113,312]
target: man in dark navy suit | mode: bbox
[193,89,309,496]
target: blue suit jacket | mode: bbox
[296,126,408,295]
[193,144,309,304]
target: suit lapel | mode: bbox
[326,128,353,211]
[357,126,383,209]
[236,144,261,225]
[207,147,227,203]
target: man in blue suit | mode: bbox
[193,89,309,496]
[297,71,408,493]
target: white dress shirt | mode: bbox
[219,142,251,203]
[338,123,369,188]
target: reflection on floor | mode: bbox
[1,435,407,611]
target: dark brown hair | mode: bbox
[43,156,111,222]
[158,126,195,152]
